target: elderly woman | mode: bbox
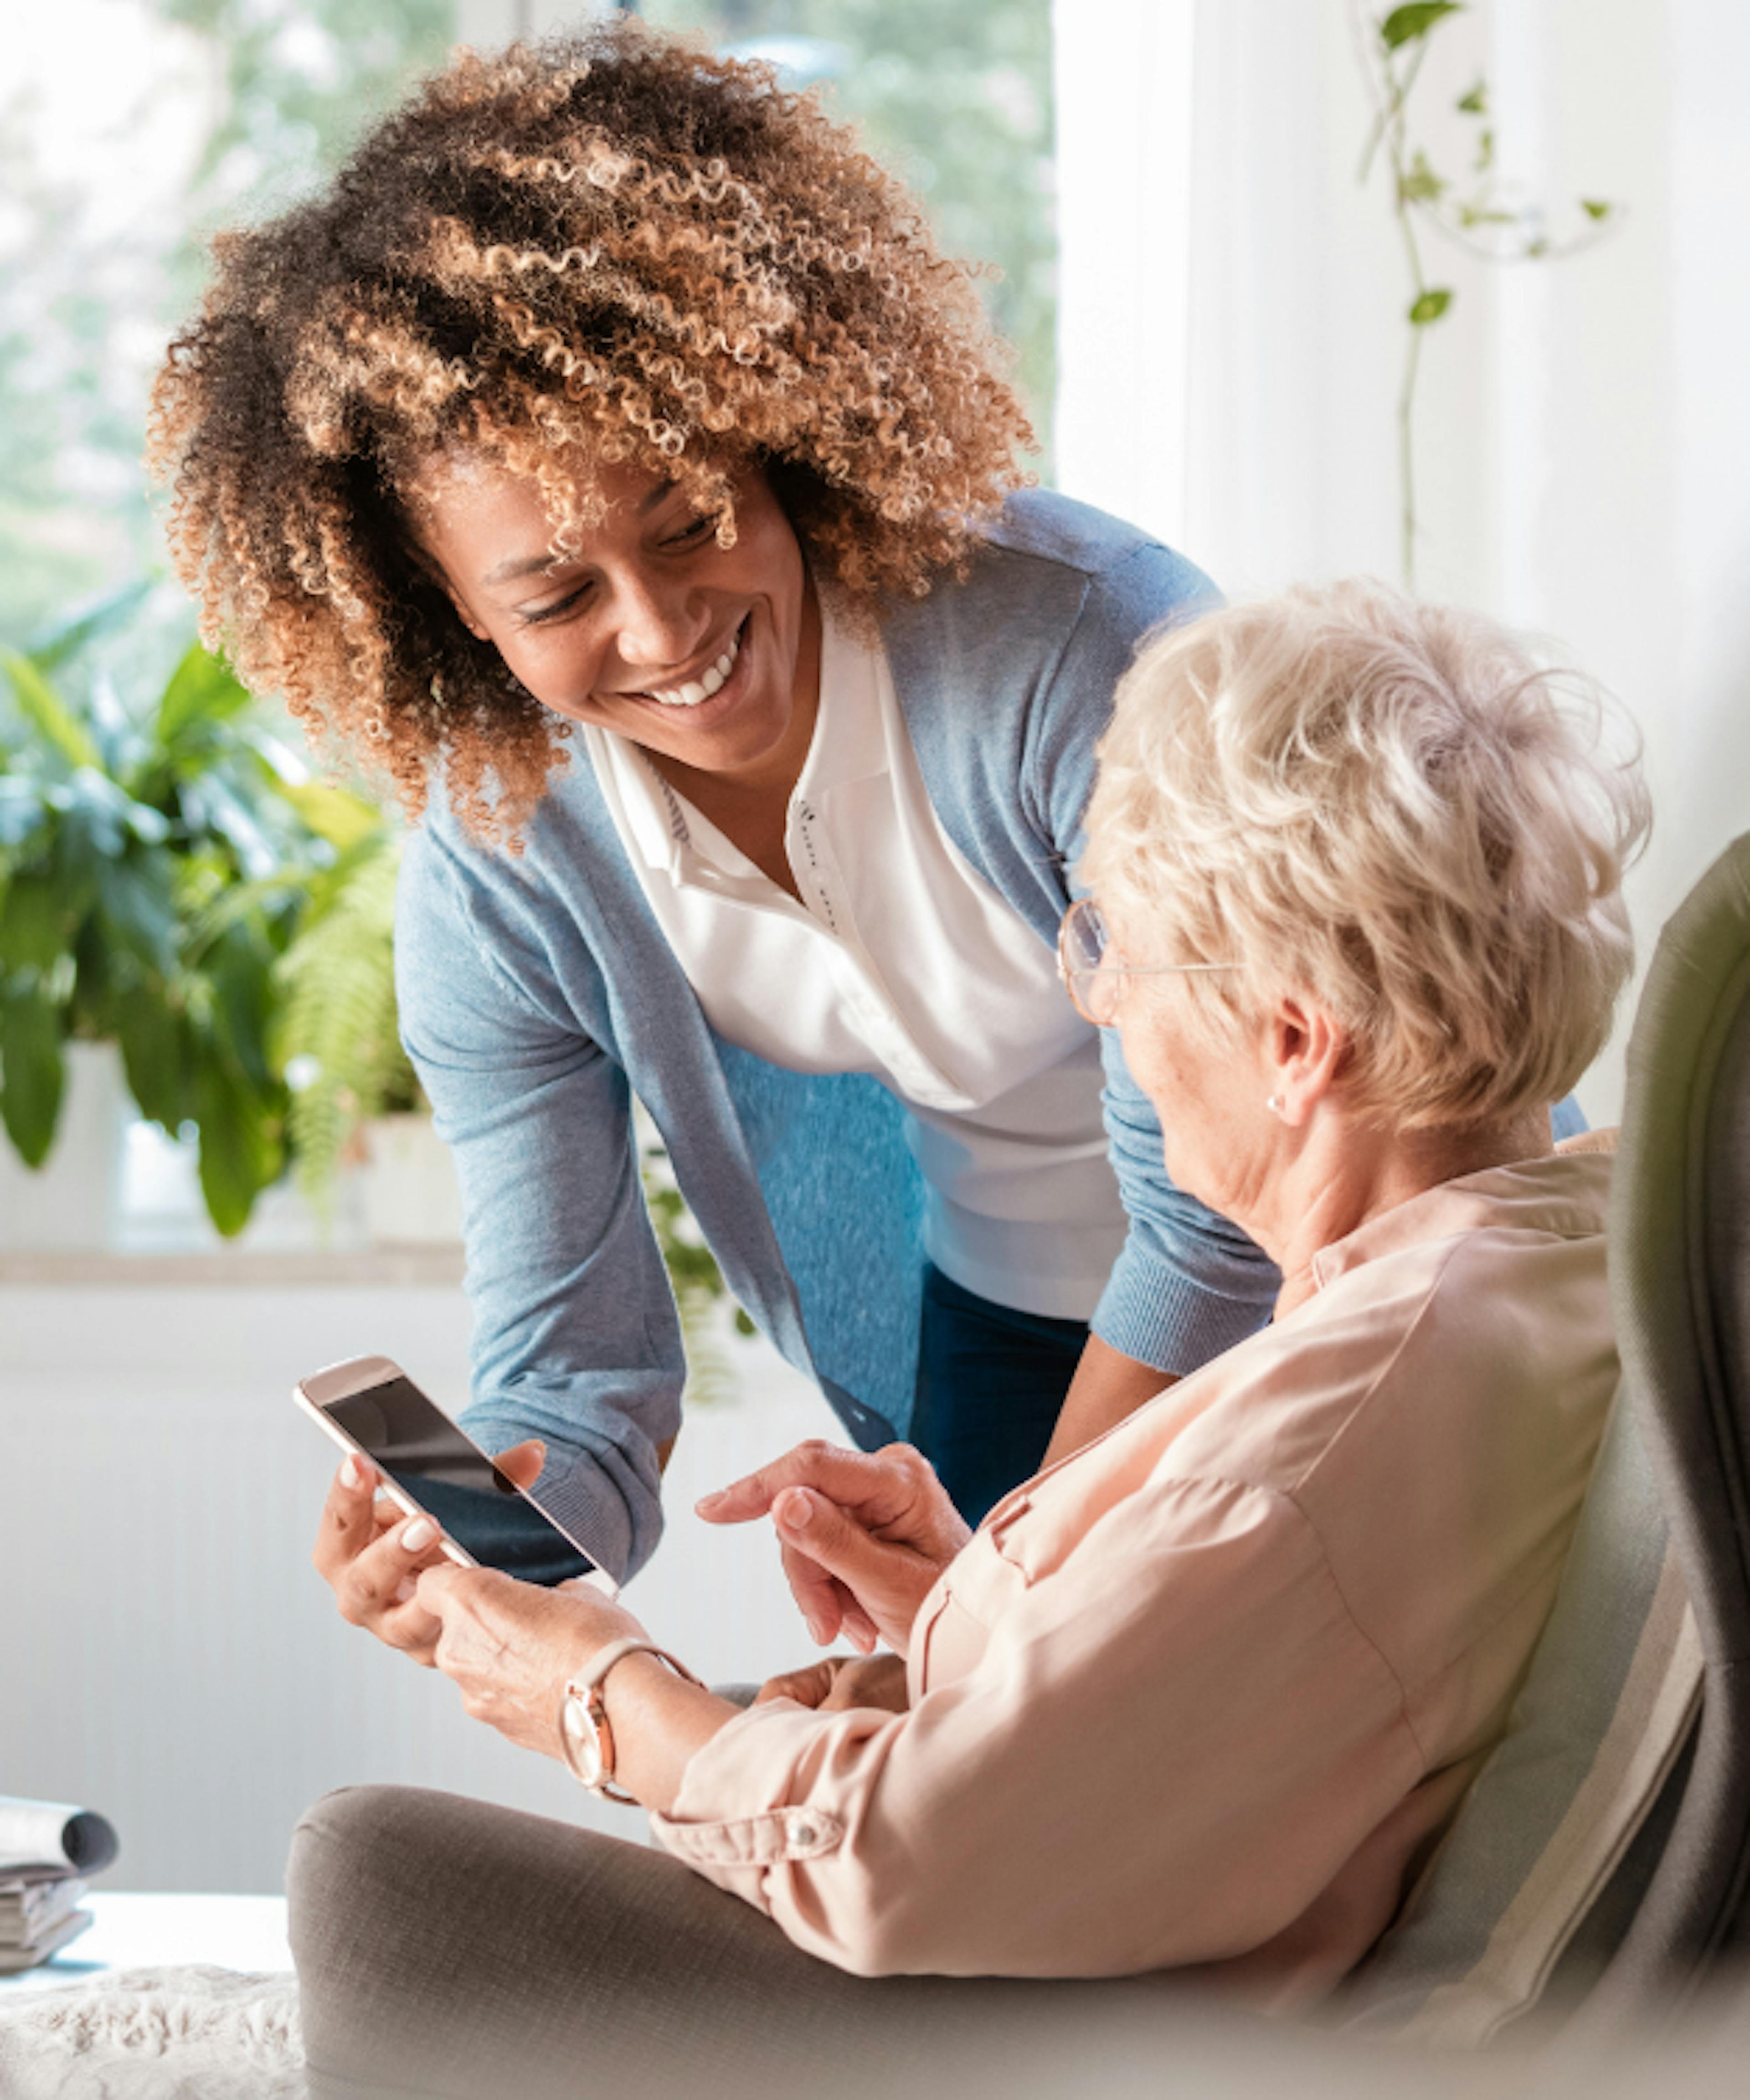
[290,581,1648,2098]
[149,21,1274,1571]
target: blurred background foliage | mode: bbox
[0,0,1055,649]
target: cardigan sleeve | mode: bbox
[1028,543,1282,1374]
[393,825,682,1582]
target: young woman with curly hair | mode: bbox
[150,19,1279,1611]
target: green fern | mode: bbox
[275,827,417,1219]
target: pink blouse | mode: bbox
[651,1148,1618,2003]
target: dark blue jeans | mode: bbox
[911,1263,1089,1528]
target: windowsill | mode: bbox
[0,1245,464,1287]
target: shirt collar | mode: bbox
[1309,1141,1616,1293]
[593,591,894,880]
[794,592,891,801]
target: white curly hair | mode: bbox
[1079,579,1652,1130]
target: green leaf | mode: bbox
[44,805,102,937]
[0,985,67,1168]
[96,854,180,979]
[179,768,280,880]
[277,781,382,854]
[0,871,72,976]
[1409,287,1455,325]
[1456,77,1488,115]
[0,778,49,851]
[26,581,154,678]
[51,768,166,861]
[155,644,253,748]
[2,653,102,773]
[1580,198,1614,221]
[114,987,193,1132]
[1380,2,1464,50]
[1399,151,1446,205]
[193,1057,281,1236]
[206,923,279,1089]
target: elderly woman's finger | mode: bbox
[695,1441,896,1525]
[839,1598,879,1654]
[753,1661,840,1708]
[779,1537,846,1646]
[772,1487,941,1654]
[312,1453,383,1583]
[819,1653,908,1712]
[330,1511,453,1632]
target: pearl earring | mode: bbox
[1266,1094,1285,1117]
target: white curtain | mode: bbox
[1055,0,1750,1122]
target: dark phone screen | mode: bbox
[324,1376,594,1587]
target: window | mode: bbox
[0,0,456,643]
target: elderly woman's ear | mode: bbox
[1261,994,1350,1129]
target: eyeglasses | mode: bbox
[1056,897,1236,1028]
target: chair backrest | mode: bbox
[1340,832,1750,2043]
[1581,833,1750,2024]
[1338,1385,1702,2044]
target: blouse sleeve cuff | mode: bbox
[649,1699,850,1895]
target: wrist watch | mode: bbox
[558,1636,704,1803]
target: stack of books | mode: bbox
[0,1867,91,1972]
[0,1796,118,1974]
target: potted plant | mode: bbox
[273,813,452,1242]
[0,595,338,1238]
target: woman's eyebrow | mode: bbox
[482,483,681,587]
[483,551,565,587]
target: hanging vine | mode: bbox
[1352,1,1619,587]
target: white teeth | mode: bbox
[647,622,742,707]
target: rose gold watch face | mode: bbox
[564,1695,607,1789]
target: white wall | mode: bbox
[1055,0,1750,1123]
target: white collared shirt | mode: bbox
[579,605,1126,1318]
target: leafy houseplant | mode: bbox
[0,600,339,1234]
[274,810,420,1219]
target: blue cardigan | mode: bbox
[395,491,1280,1579]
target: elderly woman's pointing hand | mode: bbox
[697,1442,973,1658]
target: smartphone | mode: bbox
[295,1355,616,1596]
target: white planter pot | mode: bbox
[357,1112,463,1246]
[0,1040,129,1251]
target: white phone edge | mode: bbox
[293,1354,619,1597]
[292,1369,477,1570]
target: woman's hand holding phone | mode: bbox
[414,1560,651,1760]
[311,1438,547,1666]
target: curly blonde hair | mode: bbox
[1080,581,1652,1131]
[148,21,1033,845]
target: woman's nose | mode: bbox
[609,567,709,673]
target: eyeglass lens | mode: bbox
[1061,900,1117,1025]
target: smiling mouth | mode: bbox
[640,619,746,709]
